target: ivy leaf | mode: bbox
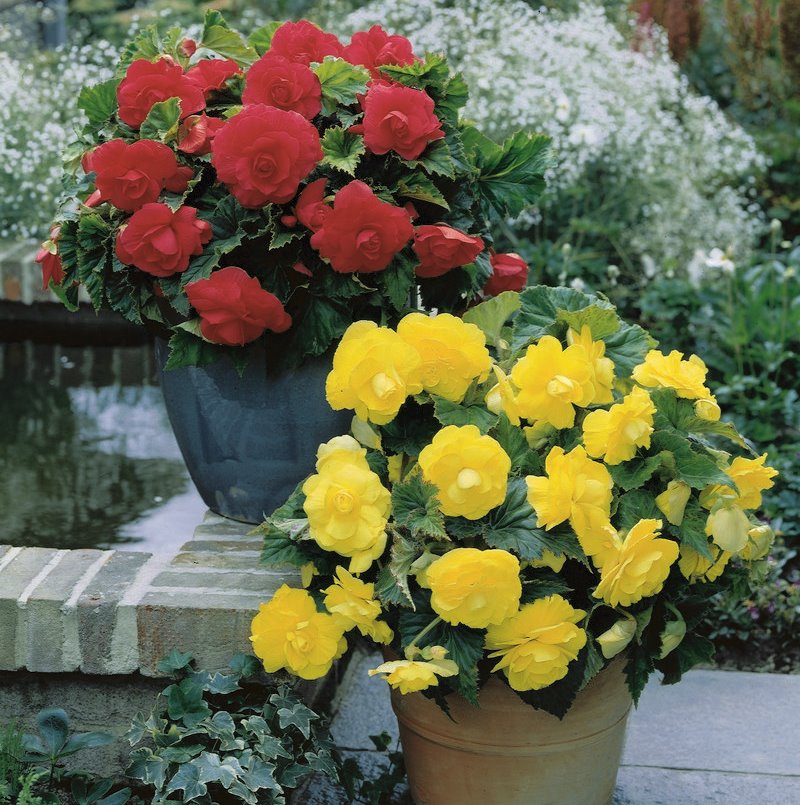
[78,78,120,127]
[314,57,370,112]
[164,679,211,728]
[157,649,193,675]
[391,475,448,540]
[463,127,551,218]
[395,173,450,209]
[165,763,207,802]
[126,748,168,790]
[432,396,498,433]
[603,321,655,378]
[321,126,365,175]
[462,291,521,347]
[249,21,281,55]
[608,454,663,491]
[192,752,244,788]
[140,98,181,143]
[276,701,316,739]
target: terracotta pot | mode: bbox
[389,660,631,805]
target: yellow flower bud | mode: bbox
[351,416,382,450]
[397,312,492,402]
[739,523,774,562]
[593,519,679,607]
[632,349,712,400]
[426,547,521,628]
[694,397,721,422]
[250,585,346,680]
[659,616,687,659]
[326,321,423,425]
[511,335,596,428]
[597,617,636,659]
[705,505,751,552]
[418,425,510,519]
[655,480,692,526]
[486,595,587,691]
[368,654,458,694]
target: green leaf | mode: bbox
[491,414,542,476]
[463,128,551,218]
[35,708,70,756]
[163,330,224,371]
[520,574,572,603]
[320,126,365,175]
[165,763,207,802]
[580,636,605,691]
[483,479,567,561]
[117,26,162,72]
[616,489,661,530]
[381,252,416,311]
[280,297,350,368]
[78,78,120,127]
[375,564,414,608]
[403,139,455,178]
[192,751,244,788]
[512,285,594,347]
[275,699,316,739]
[249,21,281,55]
[140,98,181,142]
[200,25,257,65]
[391,476,448,540]
[381,401,439,457]
[432,396,498,433]
[378,54,450,89]
[259,529,310,568]
[381,530,422,607]
[157,648,194,675]
[395,173,450,210]
[676,497,714,560]
[608,454,663,492]
[650,389,746,448]
[126,747,168,789]
[603,321,655,378]
[557,303,620,340]
[463,291,521,347]
[651,431,734,490]
[624,642,655,706]
[314,57,369,113]
[164,679,211,728]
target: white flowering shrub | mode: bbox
[0,27,116,241]
[323,0,766,274]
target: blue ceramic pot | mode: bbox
[155,340,351,523]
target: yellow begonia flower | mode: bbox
[529,549,566,573]
[579,522,620,571]
[694,397,721,422]
[303,440,391,574]
[426,547,522,628]
[739,523,774,562]
[525,445,613,544]
[418,425,511,519]
[726,454,778,509]
[678,543,731,583]
[655,480,692,526]
[582,386,655,465]
[315,434,366,471]
[631,349,711,400]
[485,594,587,691]
[397,312,492,403]
[368,654,459,694]
[705,504,751,552]
[597,617,637,659]
[250,585,346,680]
[593,519,679,607]
[511,335,595,429]
[326,321,423,425]
[323,566,393,645]
[485,365,522,426]
[566,325,615,404]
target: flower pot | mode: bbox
[155,339,350,523]
[389,660,631,805]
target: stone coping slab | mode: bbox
[0,512,296,676]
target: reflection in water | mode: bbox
[0,341,206,551]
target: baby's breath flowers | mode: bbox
[255,287,777,715]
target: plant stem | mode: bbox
[406,617,443,654]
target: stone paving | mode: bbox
[304,649,800,805]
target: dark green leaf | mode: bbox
[381,252,416,311]
[391,476,448,540]
[608,454,663,492]
[163,330,224,371]
[512,285,593,347]
[676,497,714,560]
[280,297,350,368]
[624,642,655,706]
[616,489,661,530]
[35,708,70,756]
[491,414,542,475]
[651,431,734,490]
[374,564,414,608]
[603,321,655,378]
[650,389,745,448]
[658,633,715,685]
[403,139,455,178]
[395,173,450,209]
[157,649,194,675]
